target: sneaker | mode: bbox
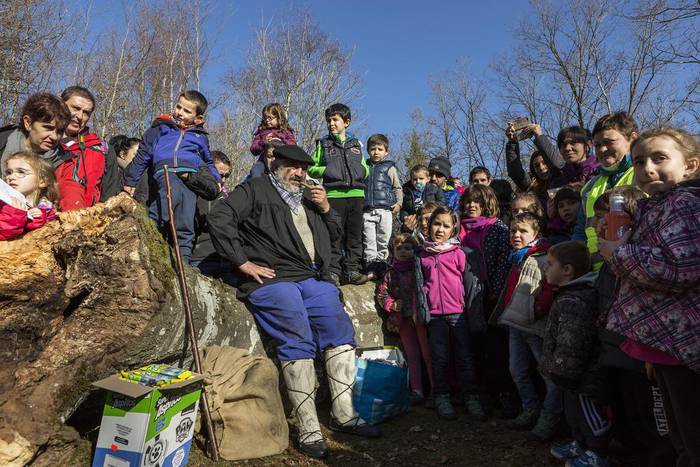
[465,394,487,420]
[506,407,539,430]
[565,450,610,467]
[410,390,425,405]
[434,394,458,420]
[499,392,521,419]
[342,270,369,285]
[550,440,584,460]
[298,439,329,459]
[528,411,560,442]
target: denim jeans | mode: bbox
[508,328,562,414]
[429,313,477,396]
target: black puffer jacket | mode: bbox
[542,272,605,397]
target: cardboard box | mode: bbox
[91,372,203,467]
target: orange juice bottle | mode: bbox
[605,193,631,240]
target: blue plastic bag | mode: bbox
[352,347,410,425]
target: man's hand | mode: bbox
[238,261,276,284]
[403,214,418,231]
[391,203,401,215]
[308,184,330,213]
[123,186,135,196]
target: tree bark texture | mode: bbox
[0,194,384,466]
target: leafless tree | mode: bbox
[491,0,697,135]
[66,0,214,138]
[426,63,507,179]
[222,11,363,156]
[0,0,73,124]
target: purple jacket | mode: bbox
[605,183,700,372]
[561,154,600,186]
[249,127,297,156]
[420,244,483,317]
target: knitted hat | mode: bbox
[428,156,452,177]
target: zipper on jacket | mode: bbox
[173,129,186,168]
[435,256,445,315]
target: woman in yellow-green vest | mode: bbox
[571,112,638,270]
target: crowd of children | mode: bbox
[1,87,698,466]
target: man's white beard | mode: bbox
[274,166,302,193]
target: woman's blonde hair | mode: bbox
[4,151,59,204]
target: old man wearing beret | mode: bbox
[208,145,380,459]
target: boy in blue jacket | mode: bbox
[124,90,221,263]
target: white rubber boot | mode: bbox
[281,359,327,457]
[324,345,381,437]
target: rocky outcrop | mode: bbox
[0,194,384,466]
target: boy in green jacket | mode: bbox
[309,103,369,285]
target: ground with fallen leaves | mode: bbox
[187,405,562,466]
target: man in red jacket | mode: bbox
[55,86,108,210]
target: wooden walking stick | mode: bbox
[162,166,220,461]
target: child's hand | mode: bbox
[27,207,42,218]
[598,229,631,261]
[391,203,400,215]
[392,299,403,312]
[403,214,418,230]
[645,362,656,382]
[8,197,27,211]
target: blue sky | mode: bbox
[210,0,522,136]
[88,0,524,138]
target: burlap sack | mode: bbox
[200,346,288,461]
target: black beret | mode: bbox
[272,145,313,165]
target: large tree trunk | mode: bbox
[0,194,384,466]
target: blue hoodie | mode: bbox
[125,115,221,187]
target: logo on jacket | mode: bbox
[350,147,361,154]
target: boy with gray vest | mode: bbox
[362,134,402,277]
[309,103,369,285]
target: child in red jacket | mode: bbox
[1,151,58,240]
[376,233,433,404]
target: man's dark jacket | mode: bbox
[208,175,342,298]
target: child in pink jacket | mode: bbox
[419,206,485,420]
